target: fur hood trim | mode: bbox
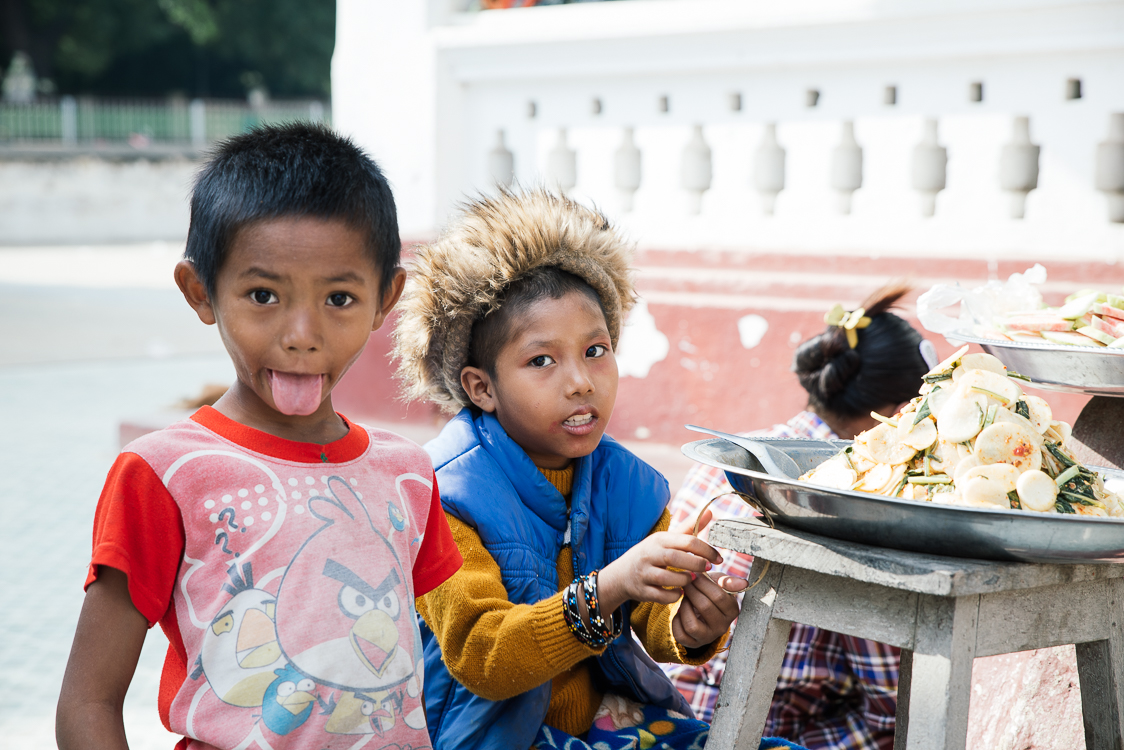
[392,188,636,412]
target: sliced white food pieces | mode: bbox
[884,464,908,496]
[938,393,986,443]
[890,443,919,465]
[848,450,876,475]
[927,439,958,473]
[991,406,1037,434]
[960,475,1014,508]
[858,423,916,465]
[804,455,857,490]
[953,454,981,480]
[974,422,1044,473]
[956,441,974,462]
[1016,469,1058,512]
[1048,420,1072,446]
[926,386,953,420]
[927,344,970,378]
[955,369,1021,406]
[859,463,894,493]
[959,352,1007,375]
[1023,395,1052,434]
[898,416,938,451]
[962,463,1020,493]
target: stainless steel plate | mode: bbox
[683,436,1124,564]
[948,329,1124,396]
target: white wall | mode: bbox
[0,157,195,245]
[334,0,1124,259]
[332,1,442,239]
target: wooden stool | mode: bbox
[704,519,1124,750]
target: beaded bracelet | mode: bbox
[582,570,623,644]
[561,572,623,648]
[562,578,598,647]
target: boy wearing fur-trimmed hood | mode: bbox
[395,190,798,750]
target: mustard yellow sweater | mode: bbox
[416,464,724,737]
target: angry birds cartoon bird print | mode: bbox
[274,477,416,693]
[388,501,407,532]
[197,562,285,707]
[261,664,317,735]
[323,690,398,735]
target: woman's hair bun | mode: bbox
[794,331,862,404]
[792,282,927,420]
[817,346,862,400]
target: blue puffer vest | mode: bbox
[421,409,693,750]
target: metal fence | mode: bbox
[0,97,329,146]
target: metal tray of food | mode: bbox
[948,329,1124,396]
[683,436,1124,564]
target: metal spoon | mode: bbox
[685,425,802,479]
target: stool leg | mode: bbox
[709,560,790,750]
[1076,579,1124,750]
[1076,639,1124,750]
[896,594,978,750]
[894,649,915,750]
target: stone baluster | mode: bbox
[614,127,641,212]
[1094,113,1124,223]
[831,120,863,214]
[753,123,785,215]
[547,128,577,195]
[999,116,1040,219]
[681,125,712,215]
[190,99,207,148]
[60,96,77,147]
[488,129,514,189]
[912,118,948,217]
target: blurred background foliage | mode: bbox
[0,0,335,99]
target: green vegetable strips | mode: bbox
[913,392,934,425]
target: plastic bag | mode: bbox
[917,264,1047,334]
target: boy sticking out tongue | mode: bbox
[57,124,463,750]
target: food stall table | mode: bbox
[705,518,1124,750]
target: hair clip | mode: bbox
[824,304,871,349]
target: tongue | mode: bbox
[269,371,323,416]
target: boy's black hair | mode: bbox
[467,266,606,378]
[185,122,401,297]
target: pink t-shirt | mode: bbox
[87,406,461,750]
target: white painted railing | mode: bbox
[334,0,1124,260]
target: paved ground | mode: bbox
[0,356,235,749]
[0,243,224,747]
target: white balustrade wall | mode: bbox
[333,0,1124,261]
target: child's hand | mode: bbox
[596,532,724,615]
[672,571,747,650]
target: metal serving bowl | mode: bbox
[949,330,1124,396]
[682,436,1124,564]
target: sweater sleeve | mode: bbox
[415,512,604,701]
[630,509,728,666]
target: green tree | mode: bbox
[0,0,334,98]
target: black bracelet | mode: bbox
[582,570,623,644]
[562,579,597,647]
[561,573,620,648]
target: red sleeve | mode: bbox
[86,452,185,627]
[411,474,462,598]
